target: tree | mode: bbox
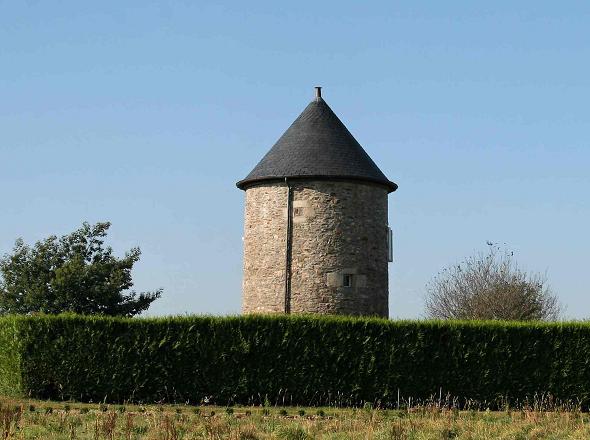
[425,244,560,321]
[0,222,161,316]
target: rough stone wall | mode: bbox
[241,182,288,313]
[241,180,389,317]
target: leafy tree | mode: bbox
[0,222,161,316]
[425,244,560,321]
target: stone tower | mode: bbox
[237,88,397,317]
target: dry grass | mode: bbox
[1,397,589,439]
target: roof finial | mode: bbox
[315,86,322,101]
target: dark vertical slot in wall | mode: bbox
[284,179,293,313]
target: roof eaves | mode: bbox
[236,175,398,193]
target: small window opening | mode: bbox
[343,274,353,288]
[293,207,304,217]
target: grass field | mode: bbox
[1,397,589,439]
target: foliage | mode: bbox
[0,222,161,317]
[425,244,560,321]
[0,317,21,396]
[2,314,590,408]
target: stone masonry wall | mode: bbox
[242,180,389,317]
[242,182,288,313]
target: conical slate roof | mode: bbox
[236,90,397,192]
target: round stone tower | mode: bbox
[237,88,397,317]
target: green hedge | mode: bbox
[1,314,590,407]
[0,316,21,396]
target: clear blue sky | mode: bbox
[1,1,589,318]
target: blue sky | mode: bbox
[1,1,589,318]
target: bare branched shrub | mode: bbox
[425,244,561,321]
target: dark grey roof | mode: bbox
[236,95,397,192]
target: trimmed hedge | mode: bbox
[0,316,21,396]
[1,314,590,407]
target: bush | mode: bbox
[0,316,21,396]
[425,245,560,321]
[1,314,590,408]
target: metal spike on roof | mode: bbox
[236,89,397,192]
